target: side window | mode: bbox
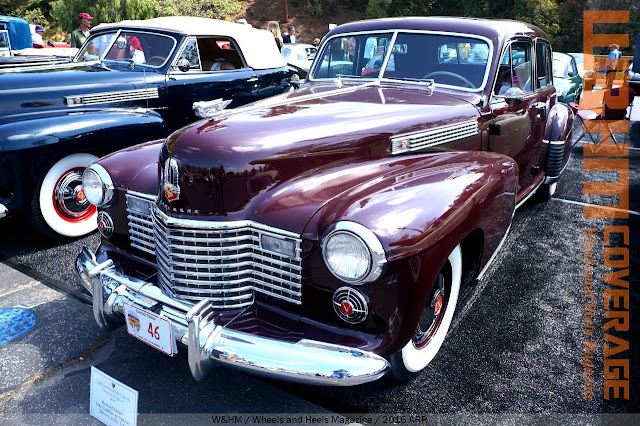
[196,38,244,71]
[536,41,552,89]
[495,40,533,95]
[177,38,201,71]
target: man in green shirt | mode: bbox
[70,12,93,48]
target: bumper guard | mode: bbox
[76,247,390,385]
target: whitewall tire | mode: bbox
[390,244,462,380]
[31,153,99,239]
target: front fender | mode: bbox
[303,150,518,354]
[0,108,167,153]
[0,108,166,214]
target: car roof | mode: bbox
[325,16,548,42]
[93,16,286,70]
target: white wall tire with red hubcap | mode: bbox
[32,153,99,238]
[389,244,462,380]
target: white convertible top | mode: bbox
[93,16,286,70]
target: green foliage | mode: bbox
[304,0,323,18]
[364,0,388,19]
[157,0,242,20]
[50,0,159,34]
[14,6,46,26]
[0,0,28,15]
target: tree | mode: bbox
[157,0,242,20]
[50,0,159,34]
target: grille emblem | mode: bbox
[163,158,180,202]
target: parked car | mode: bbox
[281,42,317,72]
[567,52,585,78]
[0,16,301,238]
[76,17,573,386]
[553,51,583,103]
[628,61,640,91]
[0,15,76,66]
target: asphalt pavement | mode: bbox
[0,119,638,423]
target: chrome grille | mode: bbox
[65,88,159,107]
[126,193,156,255]
[391,120,478,154]
[126,191,303,309]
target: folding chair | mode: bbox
[571,86,633,146]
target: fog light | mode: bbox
[332,287,368,324]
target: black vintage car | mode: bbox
[0,16,300,238]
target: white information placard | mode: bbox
[90,366,138,426]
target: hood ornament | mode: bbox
[163,158,180,202]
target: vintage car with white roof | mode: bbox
[0,16,300,239]
[76,17,573,385]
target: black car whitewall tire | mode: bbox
[389,244,462,380]
[32,153,99,239]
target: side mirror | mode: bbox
[502,87,525,106]
[176,59,190,72]
[504,94,524,107]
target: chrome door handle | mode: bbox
[247,78,259,82]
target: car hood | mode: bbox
[0,62,164,121]
[157,82,481,234]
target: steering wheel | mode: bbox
[423,71,476,89]
[146,56,166,66]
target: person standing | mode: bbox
[31,25,45,47]
[267,21,283,52]
[283,25,297,44]
[605,43,622,88]
[71,12,94,48]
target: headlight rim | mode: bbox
[82,163,114,207]
[322,221,387,284]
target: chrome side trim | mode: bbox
[76,247,390,385]
[391,120,478,154]
[66,88,160,107]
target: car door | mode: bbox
[488,38,553,198]
[165,37,258,130]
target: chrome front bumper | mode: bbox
[76,247,390,386]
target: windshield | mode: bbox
[75,30,177,67]
[311,32,490,90]
[553,59,566,78]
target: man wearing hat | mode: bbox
[31,25,45,47]
[71,12,94,48]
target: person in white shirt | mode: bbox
[32,25,44,47]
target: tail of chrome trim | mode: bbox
[76,247,390,385]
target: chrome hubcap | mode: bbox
[54,168,94,221]
[413,274,446,348]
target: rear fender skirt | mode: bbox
[539,103,574,178]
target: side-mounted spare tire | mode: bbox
[30,153,99,240]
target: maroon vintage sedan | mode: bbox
[75,17,573,385]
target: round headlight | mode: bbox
[322,222,387,284]
[324,232,371,282]
[82,164,114,207]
